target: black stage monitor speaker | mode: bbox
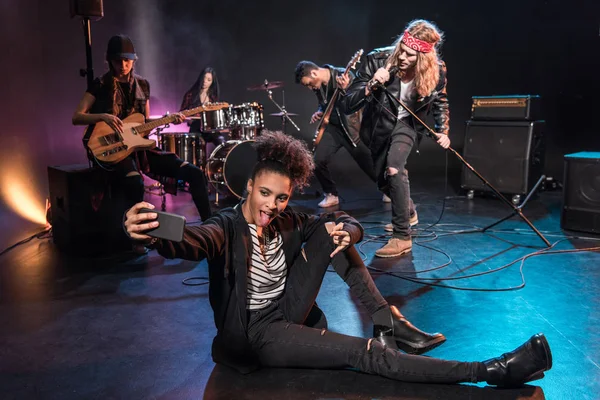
[70,0,104,19]
[48,164,131,255]
[561,152,600,234]
[461,120,545,195]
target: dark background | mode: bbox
[1,0,599,247]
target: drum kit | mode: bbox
[151,80,298,205]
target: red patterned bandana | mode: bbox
[401,30,434,53]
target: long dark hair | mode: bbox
[104,63,135,117]
[184,66,220,106]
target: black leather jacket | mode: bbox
[340,46,449,150]
[314,65,361,146]
[153,204,363,374]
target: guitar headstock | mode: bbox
[345,49,364,73]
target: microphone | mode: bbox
[368,66,400,91]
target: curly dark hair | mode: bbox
[251,130,314,190]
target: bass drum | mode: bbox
[205,140,258,198]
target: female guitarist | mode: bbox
[72,35,213,224]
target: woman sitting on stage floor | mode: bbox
[124,130,552,387]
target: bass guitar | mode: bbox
[85,102,228,165]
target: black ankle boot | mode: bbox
[373,305,446,354]
[484,333,552,387]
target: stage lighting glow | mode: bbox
[0,168,48,226]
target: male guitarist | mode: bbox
[72,35,213,222]
[294,60,375,208]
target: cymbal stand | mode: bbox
[264,79,300,133]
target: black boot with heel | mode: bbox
[373,305,446,354]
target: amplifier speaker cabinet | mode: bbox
[561,152,600,234]
[48,164,131,255]
[461,120,545,195]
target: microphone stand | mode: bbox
[371,82,551,247]
[263,79,300,133]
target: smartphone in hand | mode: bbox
[139,208,186,242]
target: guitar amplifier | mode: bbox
[471,95,541,121]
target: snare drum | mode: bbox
[199,108,229,132]
[159,133,205,168]
[205,140,258,198]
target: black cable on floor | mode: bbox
[182,276,209,286]
[360,230,600,291]
[0,227,52,258]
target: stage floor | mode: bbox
[1,171,599,400]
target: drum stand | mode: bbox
[214,184,222,206]
[264,81,300,133]
[144,181,167,211]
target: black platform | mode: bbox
[1,169,599,400]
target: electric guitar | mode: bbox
[312,49,363,151]
[85,102,229,165]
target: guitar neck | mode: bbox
[324,68,351,111]
[134,104,225,134]
[313,49,362,150]
[321,88,341,118]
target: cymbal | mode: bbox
[247,81,284,91]
[269,112,298,117]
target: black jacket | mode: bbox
[314,65,362,146]
[87,73,150,119]
[340,46,449,149]
[153,203,364,374]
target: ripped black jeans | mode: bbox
[386,121,417,240]
[246,224,482,384]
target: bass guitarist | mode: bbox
[72,35,213,223]
[294,60,376,208]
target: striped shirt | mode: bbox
[246,224,287,310]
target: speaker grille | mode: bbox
[461,121,544,194]
[562,153,600,234]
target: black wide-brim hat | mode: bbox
[106,34,138,61]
